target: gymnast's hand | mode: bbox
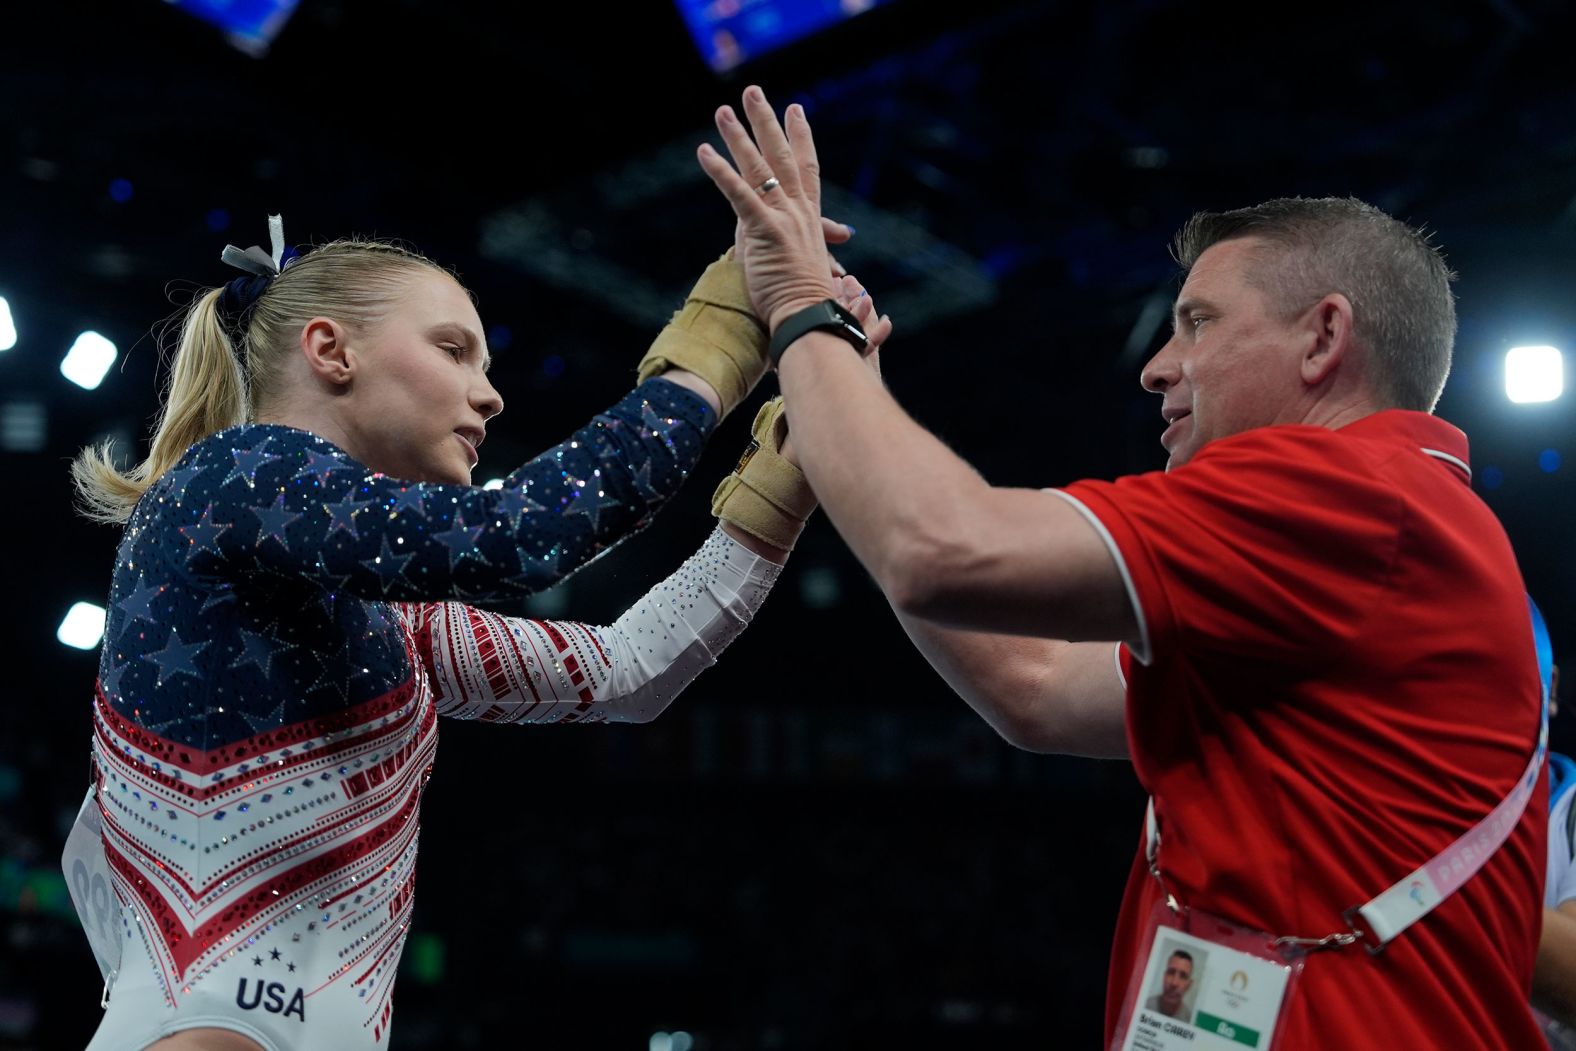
[699,87,849,333]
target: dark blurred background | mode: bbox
[4,0,1576,1047]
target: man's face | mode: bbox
[1161,953,1193,1008]
[1140,237,1311,470]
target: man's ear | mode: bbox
[1300,292,1356,388]
[300,317,354,387]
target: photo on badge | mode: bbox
[1144,937,1205,1024]
[1118,912,1295,1051]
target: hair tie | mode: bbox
[215,214,299,342]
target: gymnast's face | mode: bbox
[340,270,502,485]
[1140,237,1310,470]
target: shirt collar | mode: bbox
[1337,409,1472,483]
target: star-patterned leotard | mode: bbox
[84,380,715,1049]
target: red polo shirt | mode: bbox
[1059,411,1545,1048]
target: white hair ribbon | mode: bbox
[219,214,287,277]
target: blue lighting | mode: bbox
[488,325,513,352]
[1538,448,1562,473]
[674,0,892,73]
[206,208,231,233]
[1481,465,1505,491]
[168,0,300,57]
[109,179,134,203]
[542,354,565,379]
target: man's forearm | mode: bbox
[775,333,1140,644]
[892,606,1130,758]
[776,333,991,610]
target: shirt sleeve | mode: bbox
[1058,426,1401,668]
[402,526,780,725]
[149,379,713,614]
[1552,786,1576,908]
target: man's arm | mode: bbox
[697,89,1138,643]
[893,612,1129,757]
[1534,901,1576,1027]
[778,335,1140,645]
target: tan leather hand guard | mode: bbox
[637,249,767,419]
[711,396,816,551]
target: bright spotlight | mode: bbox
[0,297,15,351]
[483,478,505,490]
[61,331,118,390]
[58,602,106,650]
[1506,345,1563,404]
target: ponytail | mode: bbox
[70,288,247,523]
[71,234,448,525]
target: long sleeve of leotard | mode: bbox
[403,526,780,724]
[135,379,713,613]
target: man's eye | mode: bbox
[1190,316,1209,331]
[442,345,464,360]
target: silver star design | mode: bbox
[430,519,487,571]
[253,493,302,548]
[101,654,131,700]
[567,473,621,532]
[231,627,295,679]
[143,628,209,688]
[630,461,664,503]
[116,574,163,624]
[293,449,353,487]
[494,485,548,533]
[305,651,352,705]
[222,447,280,490]
[361,537,413,591]
[388,486,427,515]
[160,462,206,505]
[178,505,231,562]
[323,494,372,538]
[639,401,684,453]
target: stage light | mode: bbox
[0,401,46,452]
[0,297,15,351]
[57,602,106,650]
[650,1033,673,1051]
[61,331,117,390]
[483,478,505,490]
[1506,345,1562,404]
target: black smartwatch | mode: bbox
[768,299,869,367]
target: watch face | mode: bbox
[826,301,867,342]
[769,299,869,364]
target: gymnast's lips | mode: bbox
[454,428,484,466]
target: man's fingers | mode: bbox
[697,143,774,224]
[713,106,780,195]
[741,87,802,197]
[785,103,824,210]
[866,314,894,348]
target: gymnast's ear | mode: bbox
[299,317,355,387]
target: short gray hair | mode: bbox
[1172,197,1457,412]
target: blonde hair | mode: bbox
[72,239,451,524]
